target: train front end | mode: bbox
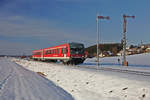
[68,43,85,65]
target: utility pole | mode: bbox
[122,14,135,66]
[96,14,110,67]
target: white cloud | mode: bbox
[0,16,55,36]
[0,15,94,41]
[0,15,95,55]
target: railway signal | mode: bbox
[96,14,110,66]
[122,14,135,66]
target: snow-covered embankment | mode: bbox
[14,58,150,100]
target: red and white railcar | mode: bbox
[32,43,85,65]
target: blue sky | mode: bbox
[0,0,150,55]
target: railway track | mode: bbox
[77,65,150,76]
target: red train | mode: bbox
[32,42,85,65]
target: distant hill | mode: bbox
[85,43,122,57]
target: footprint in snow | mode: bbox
[57,80,60,82]
[86,82,89,84]
[109,90,113,93]
[122,87,128,90]
[142,94,146,98]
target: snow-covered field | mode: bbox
[83,53,150,67]
[13,53,150,100]
[0,58,74,100]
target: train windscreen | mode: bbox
[69,43,84,54]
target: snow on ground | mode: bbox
[13,53,150,100]
[0,58,74,100]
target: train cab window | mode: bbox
[61,48,63,54]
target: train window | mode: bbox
[56,49,57,54]
[36,52,41,55]
[54,49,56,54]
[52,50,54,54]
[57,49,59,54]
[55,49,57,54]
[46,50,50,55]
[61,48,63,54]
[45,51,48,55]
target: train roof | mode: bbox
[69,42,84,45]
[44,43,69,50]
[32,42,84,51]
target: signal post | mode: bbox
[122,14,135,66]
[96,14,110,66]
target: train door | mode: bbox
[41,49,44,60]
[64,48,66,58]
[61,48,63,57]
